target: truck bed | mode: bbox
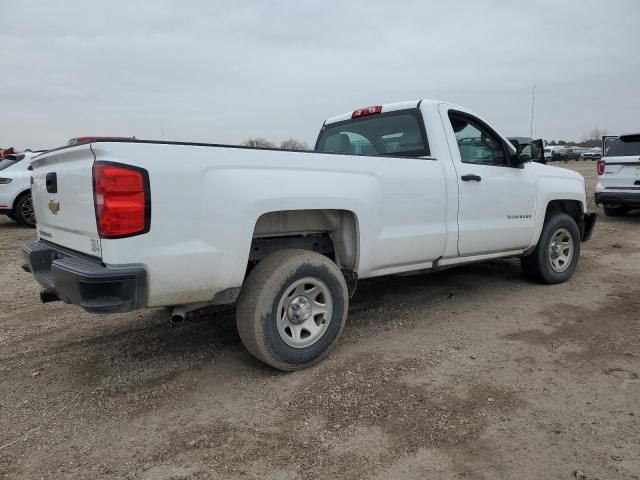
[31,140,451,307]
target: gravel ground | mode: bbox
[0,161,638,479]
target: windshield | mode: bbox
[605,135,640,157]
[315,110,429,157]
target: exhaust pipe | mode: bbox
[169,301,214,324]
[40,289,60,303]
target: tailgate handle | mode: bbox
[46,173,57,193]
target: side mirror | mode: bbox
[512,143,532,167]
[532,139,546,164]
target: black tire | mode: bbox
[603,206,627,217]
[236,249,348,371]
[521,212,581,284]
[6,213,18,222]
[14,193,36,228]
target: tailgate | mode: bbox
[31,145,101,257]
[601,155,640,189]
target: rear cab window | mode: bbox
[315,109,430,157]
[605,135,640,157]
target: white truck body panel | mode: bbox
[31,146,100,256]
[29,99,589,309]
[90,142,449,306]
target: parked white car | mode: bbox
[581,147,601,160]
[22,99,596,370]
[0,151,42,227]
[595,133,640,216]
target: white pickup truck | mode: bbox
[23,99,596,370]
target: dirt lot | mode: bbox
[0,161,638,479]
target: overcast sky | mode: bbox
[1,0,639,149]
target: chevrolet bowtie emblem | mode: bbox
[48,200,60,214]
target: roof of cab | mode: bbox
[619,132,640,140]
[323,99,441,125]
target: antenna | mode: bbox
[530,84,535,138]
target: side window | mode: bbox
[449,113,507,166]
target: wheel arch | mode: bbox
[529,198,586,251]
[544,199,584,224]
[249,209,360,272]
[12,189,31,212]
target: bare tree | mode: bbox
[279,138,309,150]
[243,138,276,149]
[582,128,608,142]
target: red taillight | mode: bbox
[351,105,382,119]
[93,162,150,238]
[597,160,605,176]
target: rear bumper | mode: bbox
[594,190,640,208]
[22,240,146,313]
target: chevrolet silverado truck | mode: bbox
[22,99,596,370]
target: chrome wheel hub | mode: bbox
[287,295,313,324]
[277,277,333,349]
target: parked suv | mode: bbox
[551,147,568,162]
[595,133,640,216]
[581,148,601,161]
[0,151,41,227]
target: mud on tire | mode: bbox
[236,249,348,371]
[521,212,580,284]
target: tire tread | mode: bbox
[236,249,347,371]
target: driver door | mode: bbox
[440,107,537,256]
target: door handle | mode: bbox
[461,174,482,182]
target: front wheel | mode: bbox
[15,193,36,228]
[236,249,349,371]
[521,212,580,284]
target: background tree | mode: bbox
[582,128,608,142]
[242,138,276,148]
[280,138,309,150]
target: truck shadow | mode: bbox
[67,259,524,391]
[597,207,640,222]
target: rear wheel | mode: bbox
[521,212,580,284]
[603,206,628,217]
[236,249,348,371]
[6,213,18,222]
[15,193,36,228]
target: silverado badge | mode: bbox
[48,200,60,215]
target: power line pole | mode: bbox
[530,84,536,138]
